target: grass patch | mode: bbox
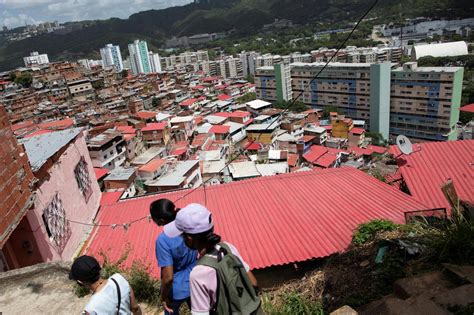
[263,291,324,315]
[352,220,399,245]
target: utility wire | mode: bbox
[57,0,378,227]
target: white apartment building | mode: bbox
[100,44,124,72]
[24,51,49,67]
[149,51,162,73]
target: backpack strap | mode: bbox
[110,277,121,315]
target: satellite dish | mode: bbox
[396,135,413,155]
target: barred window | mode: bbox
[42,193,71,253]
[74,157,92,202]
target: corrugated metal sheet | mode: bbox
[22,128,83,171]
[391,140,474,211]
[84,168,428,277]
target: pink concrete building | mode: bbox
[8,128,101,265]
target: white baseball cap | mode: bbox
[163,203,213,238]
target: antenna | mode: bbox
[396,134,413,155]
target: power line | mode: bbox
[55,0,378,227]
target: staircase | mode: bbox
[331,264,474,315]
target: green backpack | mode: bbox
[197,243,263,315]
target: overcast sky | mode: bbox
[1,0,193,29]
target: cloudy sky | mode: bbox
[1,0,193,28]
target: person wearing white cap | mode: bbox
[164,203,262,315]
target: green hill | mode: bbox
[0,0,471,71]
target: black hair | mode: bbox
[187,227,221,252]
[149,199,177,224]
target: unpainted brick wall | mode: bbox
[0,105,34,247]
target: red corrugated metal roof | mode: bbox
[170,148,187,156]
[460,104,474,113]
[100,192,122,206]
[303,145,328,163]
[287,153,299,167]
[315,154,337,168]
[24,129,53,138]
[116,125,136,134]
[84,168,429,277]
[390,140,474,211]
[367,145,387,154]
[217,94,232,101]
[209,125,230,134]
[12,120,36,131]
[244,141,262,151]
[180,98,197,106]
[139,159,166,173]
[350,127,365,135]
[348,146,372,157]
[94,167,109,180]
[142,123,167,132]
[135,111,157,120]
[38,118,74,130]
[302,135,316,143]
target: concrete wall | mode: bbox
[30,132,101,262]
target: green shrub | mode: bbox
[352,220,398,245]
[263,292,324,315]
[127,262,161,305]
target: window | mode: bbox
[74,157,92,202]
[42,193,71,253]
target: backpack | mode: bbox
[197,243,263,315]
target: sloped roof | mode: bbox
[138,159,166,173]
[94,167,109,180]
[135,111,157,120]
[390,140,474,211]
[303,145,328,163]
[84,168,429,277]
[23,128,83,171]
[209,125,231,134]
[142,123,167,132]
[460,103,474,113]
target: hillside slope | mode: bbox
[0,0,472,71]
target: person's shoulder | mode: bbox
[190,264,215,281]
[110,273,130,286]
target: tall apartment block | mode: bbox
[255,61,464,141]
[390,62,463,141]
[100,44,124,72]
[128,40,151,75]
[255,62,292,103]
[149,52,162,73]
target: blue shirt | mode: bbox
[155,232,197,300]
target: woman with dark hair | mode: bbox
[69,255,142,315]
[164,203,262,315]
[150,199,197,314]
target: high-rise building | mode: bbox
[23,51,49,67]
[128,40,152,75]
[148,52,162,73]
[255,62,292,103]
[100,44,124,72]
[255,61,464,141]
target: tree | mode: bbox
[365,132,384,145]
[245,74,254,84]
[274,100,308,113]
[237,92,256,104]
[14,73,33,87]
[121,69,129,78]
[321,105,338,119]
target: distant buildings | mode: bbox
[128,40,152,75]
[256,61,463,141]
[100,44,124,72]
[23,52,49,67]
